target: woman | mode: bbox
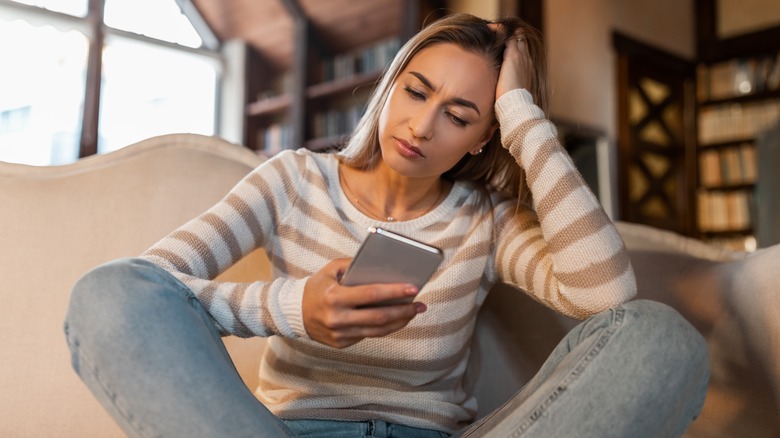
[65,14,709,437]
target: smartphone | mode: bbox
[340,227,443,305]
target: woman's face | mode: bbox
[377,43,498,179]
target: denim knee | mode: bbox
[64,258,193,348]
[617,300,710,408]
[69,257,188,309]
[620,299,709,363]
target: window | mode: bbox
[99,36,217,154]
[0,17,88,165]
[1,107,32,132]
[10,0,88,17]
[104,0,203,48]
[0,0,220,166]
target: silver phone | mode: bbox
[340,227,443,305]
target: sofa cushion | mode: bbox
[0,134,268,437]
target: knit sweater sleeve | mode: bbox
[139,151,309,339]
[493,89,637,319]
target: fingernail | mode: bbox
[415,302,427,313]
[406,286,419,295]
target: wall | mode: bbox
[447,0,500,19]
[545,0,694,139]
[717,0,780,38]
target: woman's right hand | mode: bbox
[302,259,426,348]
[491,25,534,99]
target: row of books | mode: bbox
[257,122,291,156]
[321,37,401,83]
[698,143,756,188]
[696,52,780,102]
[311,105,364,140]
[697,189,753,232]
[698,100,780,144]
[253,73,294,105]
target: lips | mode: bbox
[395,137,425,159]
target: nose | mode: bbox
[408,105,435,140]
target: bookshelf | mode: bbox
[614,2,780,252]
[695,50,780,251]
[244,38,400,155]
[691,0,780,251]
[242,1,442,156]
[305,38,401,151]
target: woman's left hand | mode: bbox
[491,26,534,99]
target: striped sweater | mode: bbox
[141,89,636,433]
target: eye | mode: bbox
[404,86,425,101]
[447,112,469,128]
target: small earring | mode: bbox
[472,148,483,155]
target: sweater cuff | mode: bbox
[277,277,310,339]
[495,88,545,144]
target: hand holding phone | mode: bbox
[340,227,443,306]
[302,257,424,348]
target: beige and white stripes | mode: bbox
[140,88,636,433]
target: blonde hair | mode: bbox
[337,13,548,201]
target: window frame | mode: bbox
[0,0,222,160]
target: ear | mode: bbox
[470,122,498,155]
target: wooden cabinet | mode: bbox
[614,33,697,237]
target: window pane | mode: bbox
[104,0,203,48]
[9,0,88,17]
[98,36,217,155]
[0,17,87,165]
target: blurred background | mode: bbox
[1,0,779,250]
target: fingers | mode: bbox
[341,299,426,328]
[328,257,352,281]
[302,258,427,348]
[316,299,426,349]
[327,302,424,334]
[325,258,419,307]
[488,22,527,49]
[343,282,419,308]
[509,29,528,55]
[322,282,423,330]
[324,311,421,348]
[494,26,533,96]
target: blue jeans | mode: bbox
[64,258,708,437]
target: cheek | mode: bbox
[377,93,398,137]
[433,133,473,166]
[438,127,485,153]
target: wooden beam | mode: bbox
[79,0,104,158]
[280,0,307,149]
[400,0,421,41]
[516,0,543,34]
[696,0,780,62]
[612,32,695,76]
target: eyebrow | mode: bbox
[409,71,482,116]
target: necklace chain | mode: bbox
[339,165,444,222]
